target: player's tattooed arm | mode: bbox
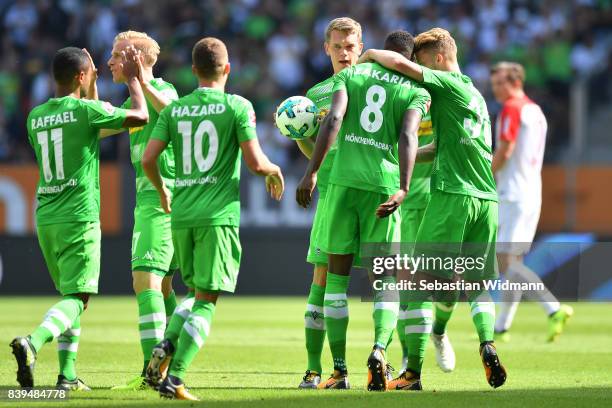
[358,49,424,83]
[82,48,98,100]
[416,141,436,162]
[241,139,284,201]
[142,139,172,213]
[120,46,149,128]
[296,89,347,208]
[376,109,420,218]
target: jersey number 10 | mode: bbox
[178,120,219,175]
[37,129,64,182]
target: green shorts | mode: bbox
[37,221,101,295]
[400,206,427,243]
[172,226,241,293]
[320,184,400,256]
[414,190,498,281]
[132,204,177,276]
[307,187,362,267]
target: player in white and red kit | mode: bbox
[490,62,573,342]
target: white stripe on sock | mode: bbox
[471,302,495,317]
[405,324,432,334]
[41,321,61,338]
[374,302,399,312]
[400,309,433,319]
[140,328,165,340]
[45,309,72,332]
[306,304,324,314]
[175,298,195,318]
[57,342,79,352]
[324,306,348,319]
[139,312,166,324]
[304,316,325,330]
[188,315,211,337]
[183,322,204,348]
[324,293,347,301]
[61,328,81,337]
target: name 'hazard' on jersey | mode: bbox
[151,87,257,229]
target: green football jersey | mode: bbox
[420,67,497,201]
[329,62,431,195]
[27,97,127,225]
[404,113,434,209]
[305,76,336,193]
[151,87,257,228]
[121,78,178,206]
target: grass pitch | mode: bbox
[0,296,610,407]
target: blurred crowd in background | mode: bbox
[1,0,611,170]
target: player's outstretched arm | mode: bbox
[416,141,436,162]
[120,46,149,128]
[142,138,172,213]
[376,109,420,218]
[359,49,424,83]
[82,48,98,100]
[296,89,347,208]
[240,139,284,201]
[135,54,176,114]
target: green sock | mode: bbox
[165,292,195,347]
[373,276,399,349]
[403,301,433,375]
[433,301,457,335]
[57,315,81,381]
[168,300,215,380]
[29,296,84,352]
[468,291,495,342]
[397,303,409,359]
[164,290,178,324]
[304,283,325,374]
[137,289,166,374]
[324,273,350,372]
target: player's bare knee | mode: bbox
[161,275,174,297]
[313,264,328,286]
[196,290,219,304]
[132,271,162,294]
[74,293,90,309]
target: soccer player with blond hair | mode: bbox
[103,30,184,391]
[294,16,363,389]
[360,28,507,390]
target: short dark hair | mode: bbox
[384,30,415,59]
[52,47,90,85]
[192,37,228,80]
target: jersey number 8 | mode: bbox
[178,120,219,175]
[360,85,386,133]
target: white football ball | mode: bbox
[275,96,319,140]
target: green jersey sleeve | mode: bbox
[331,68,350,93]
[150,106,171,143]
[232,96,257,143]
[420,66,454,93]
[406,86,431,117]
[83,100,127,129]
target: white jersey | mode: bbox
[495,94,547,204]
